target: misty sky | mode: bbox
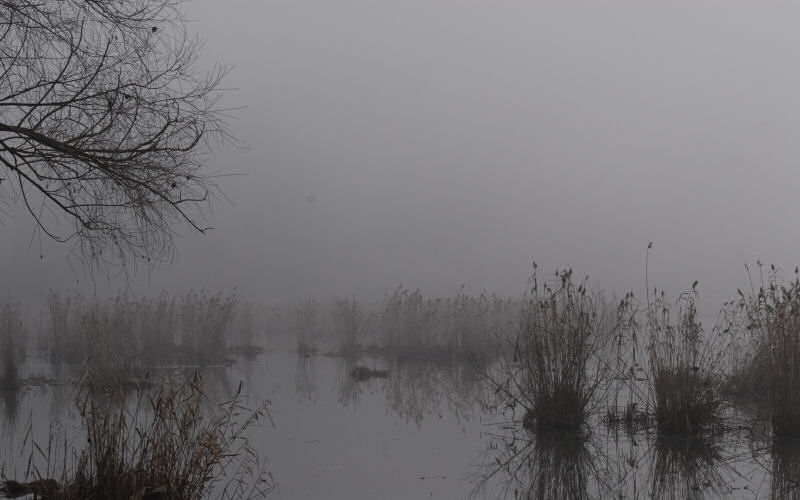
[3,1,800,312]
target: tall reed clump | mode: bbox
[47,291,86,364]
[516,267,614,431]
[646,286,724,434]
[295,299,320,353]
[137,292,179,364]
[728,265,800,435]
[83,295,139,387]
[332,297,362,354]
[381,287,442,359]
[0,302,24,391]
[4,372,274,499]
[180,290,239,364]
[229,301,263,359]
[446,289,493,363]
[604,291,652,430]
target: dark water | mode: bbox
[0,351,788,499]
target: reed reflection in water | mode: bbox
[473,416,770,499]
[3,349,800,499]
[472,425,600,500]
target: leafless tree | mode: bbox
[0,0,232,267]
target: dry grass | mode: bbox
[646,287,724,435]
[46,291,86,364]
[180,290,239,364]
[295,299,320,353]
[381,287,442,358]
[42,290,241,380]
[724,264,800,435]
[0,302,24,392]
[510,268,616,431]
[273,288,518,362]
[3,371,274,499]
[333,297,362,354]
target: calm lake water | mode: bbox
[0,350,791,499]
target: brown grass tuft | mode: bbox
[647,288,723,435]
[513,267,615,431]
[4,371,274,499]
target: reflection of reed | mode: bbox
[771,438,800,499]
[473,427,601,499]
[648,433,724,500]
[525,430,594,499]
[385,361,440,425]
[295,353,318,402]
[337,356,367,408]
[384,359,483,425]
[332,355,485,423]
[0,389,19,428]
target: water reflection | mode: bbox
[327,353,485,425]
[4,349,797,499]
[472,418,765,499]
[337,355,386,408]
[473,426,602,499]
[295,353,318,402]
[648,433,726,500]
[0,389,19,428]
[386,359,485,425]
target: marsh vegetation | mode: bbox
[5,263,800,497]
[1,372,272,500]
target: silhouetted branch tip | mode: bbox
[0,0,233,269]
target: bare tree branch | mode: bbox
[0,0,233,269]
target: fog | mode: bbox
[4,0,800,310]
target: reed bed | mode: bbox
[180,290,239,364]
[294,299,320,353]
[332,297,362,354]
[723,264,800,435]
[16,259,800,441]
[282,288,519,363]
[2,372,273,499]
[46,291,86,364]
[47,290,239,371]
[0,302,24,392]
[35,290,246,387]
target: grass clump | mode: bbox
[726,264,800,435]
[3,371,273,499]
[381,287,443,360]
[42,290,242,377]
[333,297,362,354]
[46,291,86,364]
[180,290,239,364]
[0,302,24,391]
[295,299,320,353]
[515,267,614,431]
[646,287,723,435]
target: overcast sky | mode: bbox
[3,0,800,314]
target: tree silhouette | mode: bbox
[0,0,231,266]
